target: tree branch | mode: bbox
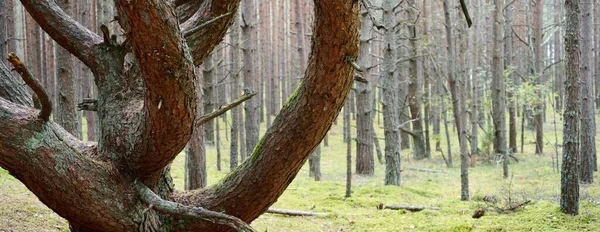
[116,0,198,182]
[196,92,257,125]
[459,0,473,28]
[174,1,360,230]
[0,57,33,106]
[6,53,52,121]
[179,0,241,65]
[183,11,234,37]
[135,182,255,232]
[0,98,139,231]
[19,0,104,71]
[361,0,387,31]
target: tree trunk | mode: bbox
[444,0,469,200]
[355,6,374,175]
[579,0,595,184]
[0,0,6,59]
[203,53,216,146]
[505,2,517,155]
[55,0,81,140]
[309,144,321,181]
[406,0,426,160]
[533,0,544,155]
[594,0,599,172]
[242,0,259,159]
[555,0,564,111]
[561,0,580,215]
[382,0,402,186]
[186,67,207,190]
[230,11,242,170]
[492,0,507,178]
[0,0,360,230]
[345,100,352,196]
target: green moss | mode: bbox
[283,84,302,108]
[3,108,600,231]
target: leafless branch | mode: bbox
[19,0,103,71]
[459,0,473,28]
[6,53,52,121]
[360,0,387,31]
[196,92,257,125]
[184,11,234,37]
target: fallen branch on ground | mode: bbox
[377,204,441,212]
[405,167,449,174]
[266,208,327,217]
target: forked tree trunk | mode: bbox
[0,0,359,231]
[561,0,580,215]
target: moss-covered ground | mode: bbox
[1,110,599,231]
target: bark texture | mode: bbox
[355,6,374,175]
[561,0,580,215]
[533,0,544,155]
[444,0,469,200]
[492,0,507,178]
[55,0,81,139]
[382,0,401,186]
[0,0,359,231]
[579,0,595,184]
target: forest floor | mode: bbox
[1,110,600,231]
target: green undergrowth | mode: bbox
[1,111,600,231]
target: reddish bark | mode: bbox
[0,0,359,231]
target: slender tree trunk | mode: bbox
[345,99,352,196]
[561,0,580,215]
[355,6,374,175]
[406,0,426,160]
[555,0,564,111]
[242,0,259,158]
[186,67,207,190]
[423,0,432,160]
[0,0,6,59]
[55,0,81,139]
[309,144,321,181]
[533,0,544,155]
[595,0,600,112]
[203,53,215,146]
[594,0,599,172]
[579,0,595,184]
[505,2,517,154]
[492,0,507,178]
[383,0,402,186]
[444,0,469,200]
[230,10,242,171]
